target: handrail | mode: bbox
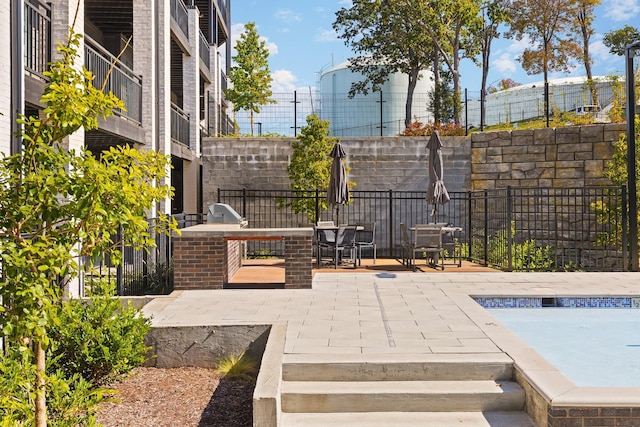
[84,35,142,125]
[170,0,189,39]
[171,103,191,147]
[24,0,51,81]
[199,29,210,70]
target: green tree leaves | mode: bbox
[224,22,275,135]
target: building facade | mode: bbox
[1,0,232,216]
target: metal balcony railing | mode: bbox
[220,70,228,92]
[24,0,51,81]
[171,103,191,147]
[85,36,142,125]
[199,30,210,71]
[170,0,189,39]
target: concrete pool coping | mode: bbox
[454,289,640,426]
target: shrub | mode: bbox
[399,118,465,136]
[0,351,109,427]
[48,280,152,385]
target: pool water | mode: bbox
[487,308,640,387]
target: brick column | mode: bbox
[284,235,313,289]
[173,235,226,290]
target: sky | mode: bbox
[228,0,640,96]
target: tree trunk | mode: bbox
[452,53,461,125]
[433,54,441,123]
[35,340,47,427]
[250,111,255,136]
[405,66,420,127]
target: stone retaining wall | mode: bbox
[470,124,625,191]
[202,124,625,200]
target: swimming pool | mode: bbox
[476,297,640,387]
[475,297,640,388]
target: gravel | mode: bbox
[96,366,255,427]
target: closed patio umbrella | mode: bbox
[327,142,350,224]
[426,131,450,223]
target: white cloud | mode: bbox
[271,69,298,92]
[338,0,353,6]
[315,28,340,42]
[493,52,517,74]
[274,9,301,23]
[604,0,640,22]
[590,39,611,64]
[230,23,278,57]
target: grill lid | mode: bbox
[207,203,247,226]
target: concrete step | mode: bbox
[281,380,525,413]
[282,353,514,382]
[280,411,537,427]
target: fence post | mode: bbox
[242,188,247,217]
[467,191,472,261]
[388,189,393,258]
[315,188,319,224]
[483,190,488,266]
[116,225,124,295]
[507,186,513,271]
[622,185,628,271]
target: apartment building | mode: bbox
[1,0,232,216]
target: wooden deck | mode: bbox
[228,257,497,288]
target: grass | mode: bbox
[214,351,258,382]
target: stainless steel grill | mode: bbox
[207,203,247,227]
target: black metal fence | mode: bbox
[468,187,627,271]
[217,186,627,272]
[83,214,204,296]
[82,186,626,296]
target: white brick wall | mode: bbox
[0,1,13,156]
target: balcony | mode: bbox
[171,103,191,147]
[85,36,142,125]
[199,29,210,72]
[24,0,51,82]
[170,0,189,40]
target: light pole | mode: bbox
[625,41,640,271]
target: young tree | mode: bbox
[603,25,640,56]
[224,22,275,136]
[0,32,175,426]
[333,1,434,127]
[280,114,338,222]
[506,0,581,125]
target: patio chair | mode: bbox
[355,222,376,266]
[412,224,444,270]
[441,225,462,267]
[400,223,413,268]
[318,225,358,268]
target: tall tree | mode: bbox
[477,0,509,129]
[570,0,601,104]
[506,0,580,125]
[224,22,274,136]
[405,0,484,125]
[603,25,640,56]
[333,1,434,127]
